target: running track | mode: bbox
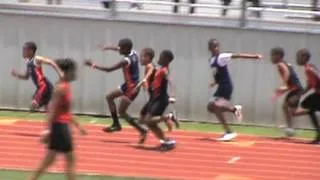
[0,120,320,180]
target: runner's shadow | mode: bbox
[197,137,218,142]
[11,132,39,137]
[197,137,237,142]
[100,140,131,144]
[263,137,309,144]
[129,144,175,152]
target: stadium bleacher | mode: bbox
[1,0,319,23]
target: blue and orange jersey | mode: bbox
[277,61,302,90]
[52,81,73,124]
[304,64,320,91]
[123,51,140,88]
[151,66,169,99]
[26,56,48,88]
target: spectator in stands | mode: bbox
[312,0,320,21]
[221,0,231,16]
[130,1,142,10]
[221,0,261,18]
[47,0,61,5]
[173,0,196,14]
[248,0,261,18]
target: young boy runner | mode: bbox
[11,41,64,111]
[84,38,147,143]
[207,39,262,141]
[270,47,304,137]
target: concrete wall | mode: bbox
[1,13,319,128]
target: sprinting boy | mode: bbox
[141,50,176,149]
[135,48,178,143]
[11,41,64,111]
[270,47,303,137]
[207,39,262,141]
[296,48,320,144]
[28,58,86,180]
[84,38,147,142]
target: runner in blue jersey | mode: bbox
[207,39,262,141]
[84,38,147,143]
[11,41,64,111]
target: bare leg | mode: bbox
[309,110,320,142]
[119,97,147,134]
[282,102,293,128]
[105,89,123,129]
[28,151,56,180]
[64,152,75,180]
[207,100,237,141]
[207,99,235,133]
[144,114,165,140]
[213,98,236,113]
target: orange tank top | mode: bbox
[53,81,73,123]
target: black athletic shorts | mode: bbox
[285,89,303,108]
[213,84,233,100]
[48,122,73,153]
[301,93,320,111]
[32,81,53,108]
[143,96,169,117]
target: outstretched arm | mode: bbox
[36,56,64,78]
[98,44,120,51]
[84,59,128,73]
[231,53,263,60]
[213,53,262,67]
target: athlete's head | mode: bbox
[140,48,154,65]
[208,38,220,56]
[270,47,284,64]
[118,38,133,56]
[296,48,311,66]
[158,50,174,66]
[55,58,77,82]
[23,41,37,59]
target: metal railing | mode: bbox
[1,0,320,27]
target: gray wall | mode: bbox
[1,13,319,128]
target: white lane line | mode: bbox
[228,156,241,164]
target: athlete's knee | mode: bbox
[207,101,218,113]
[207,102,213,112]
[106,93,114,102]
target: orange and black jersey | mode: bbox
[277,61,302,90]
[123,51,140,87]
[144,63,157,95]
[52,81,73,124]
[305,64,320,92]
[151,66,169,99]
[26,57,49,88]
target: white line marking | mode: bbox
[90,119,97,124]
[228,156,240,164]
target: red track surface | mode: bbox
[0,120,320,180]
